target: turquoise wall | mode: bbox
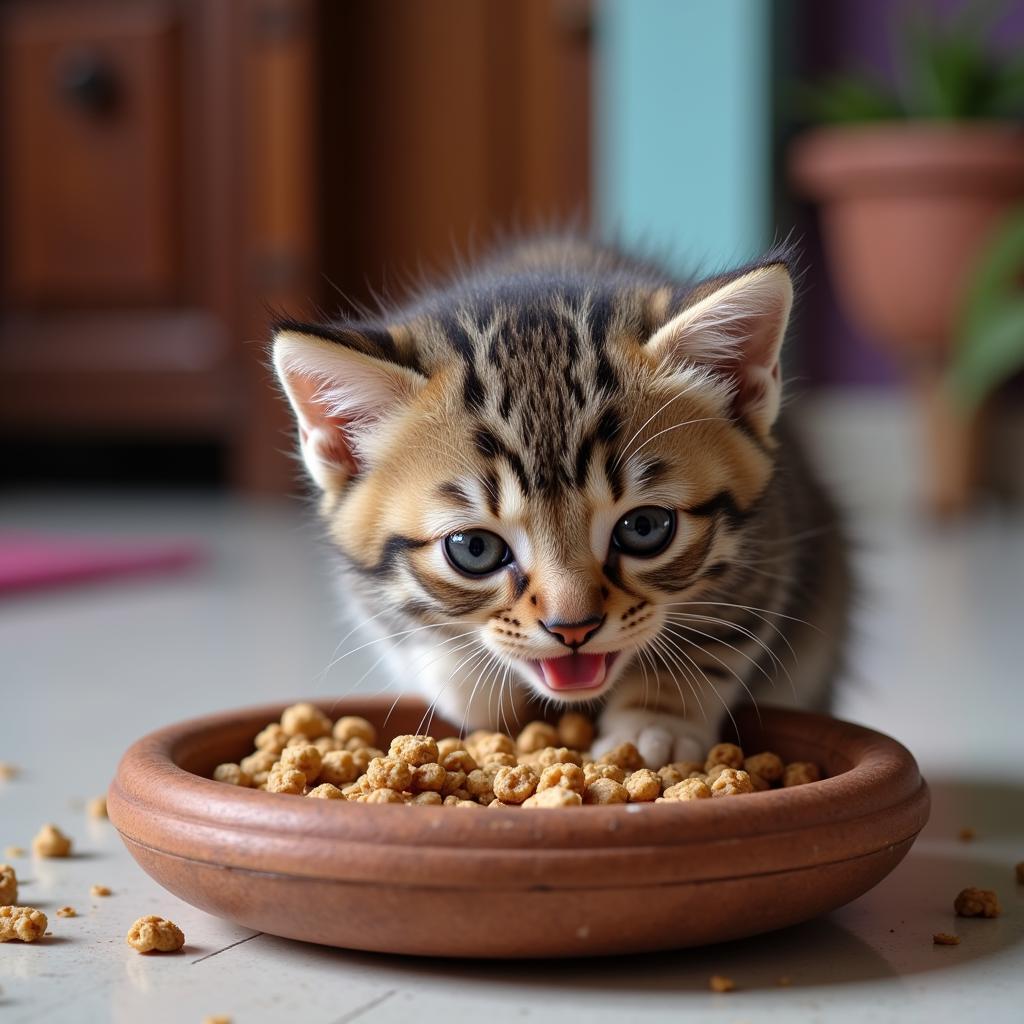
[596,0,772,275]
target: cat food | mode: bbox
[709,974,736,992]
[0,906,47,943]
[933,932,960,945]
[91,884,112,897]
[0,762,17,781]
[954,887,1000,918]
[211,703,824,808]
[56,906,77,918]
[87,796,108,820]
[126,915,185,953]
[32,823,72,857]
[0,863,17,904]
[4,846,25,858]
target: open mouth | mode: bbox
[530,652,619,692]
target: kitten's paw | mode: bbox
[593,708,715,768]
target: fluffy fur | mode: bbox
[272,238,848,764]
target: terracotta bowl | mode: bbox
[108,700,929,959]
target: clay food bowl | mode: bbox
[108,700,929,959]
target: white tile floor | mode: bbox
[2,399,1023,1023]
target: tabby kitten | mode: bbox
[272,238,848,765]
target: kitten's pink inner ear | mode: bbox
[288,371,358,478]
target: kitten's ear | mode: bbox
[272,325,427,491]
[645,263,793,437]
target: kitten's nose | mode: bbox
[540,615,604,650]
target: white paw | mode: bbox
[594,708,716,768]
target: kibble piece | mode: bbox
[710,768,754,797]
[440,749,478,774]
[958,827,976,842]
[662,778,712,801]
[0,906,47,943]
[87,796,108,819]
[537,746,584,768]
[265,766,306,795]
[625,769,661,803]
[1016,862,1024,885]
[440,770,468,796]
[280,702,332,739]
[0,864,17,904]
[704,763,731,784]
[279,744,323,782]
[306,783,345,800]
[204,1017,232,1024]
[254,722,289,753]
[468,732,516,761]
[522,787,583,808]
[410,763,446,793]
[598,742,644,772]
[4,846,25,858]
[366,756,413,792]
[313,736,340,754]
[516,721,559,753]
[389,734,440,767]
[743,751,784,783]
[410,791,443,806]
[91,884,112,897]
[557,712,594,752]
[480,751,517,769]
[709,974,735,993]
[32,824,72,858]
[954,887,1000,918]
[492,764,538,805]
[213,763,253,788]
[126,915,185,953]
[584,778,629,805]
[783,761,821,787]
[748,771,771,792]
[537,763,586,796]
[56,906,77,918]
[933,932,961,945]
[705,743,744,772]
[318,750,359,787]
[465,769,495,801]
[0,761,18,780]
[350,746,384,774]
[583,762,627,786]
[364,789,408,804]
[436,737,465,759]
[333,715,376,746]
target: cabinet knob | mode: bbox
[57,50,119,115]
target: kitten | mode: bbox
[272,238,848,765]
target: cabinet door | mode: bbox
[1,1,181,304]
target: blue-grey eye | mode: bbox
[612,506,675,557]
[444,530,511,576]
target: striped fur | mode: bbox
[272,238,849,761]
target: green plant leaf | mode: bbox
[960,207,1024,337]
[949,299,1024,411]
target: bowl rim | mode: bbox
[108,700,930,891]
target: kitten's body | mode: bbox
[274,238,848,762]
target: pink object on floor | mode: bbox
[0,533,203,595]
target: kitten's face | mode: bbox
[274,260,790,708]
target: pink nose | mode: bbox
[541,616,604,649]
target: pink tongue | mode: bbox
[539,653,608,691]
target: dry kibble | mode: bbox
[557,712,594,751]
[0,864,17,904]
[536,746,584,768]
[306,783,345,800]
[411,763,446,793]
[87,796,108,820]
[583,762,627,786]
[333,715,376,746]
[56,906,77,918]
[436,737,465,759]
[523,787,583,808]
[279,744,323,782]
[280,702,332,739]
[0,762,18,780]
[468,732,516,760]
[783,761,821,787]
[710,768,754,797]
[91,884,112,897]
[319,749,359,787]
[958,827,976,842]
[516,721,559,753]
[4,846,25,858]
[389,734,439,767]
[213,763,252,788]
[598,742,644,772]
[465,769,496,801]
[366,756,413,792]
[743,751,784,783]
[624,769,661,803]
[0,906,47,943]
[350,746,384,774]
[704,743,744,772]
[364,789,409,804]
[410,791,443,806]
[537,763,586,796]
[748,771,771,792]
[266,766,306,795]
[709,974,735,993]
[440,770,468,796]
[204,1017,232,1024]
[704,763,731,784]
[254,722,289,753]
[126,915,185,953]
[954,887,1000,918]
[480,751,517,769]
[441,749,478,774]
[240,749,277,785]
[584,778,629,805]
[662,778,712,801]
[32,824,72,858]
[492,764,538,804]
[933,932,961,945]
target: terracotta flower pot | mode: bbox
[790,123,1024,517]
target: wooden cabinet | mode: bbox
[0,0,590,493]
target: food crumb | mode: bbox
[4,846,25,858]
[954,887,1000,918]
[203,1017,232,1024]
[56,906,77,918]
[91,884,112,897]
[957,827,975,842]
[0,762,18,781]
[933,932,960,945]
[709,974,735,993]
[0,906,47,943]
[87,796,108,820]
[126,915,185,953]
[0,863,17,904]
[32,824,72,858]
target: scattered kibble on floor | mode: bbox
[954,887,1001,918]
[4,846,25,858]
[0,906,47,943]
[87,796,108,820]
[91,884,112,897]
[933,932,961,945]
[958,827,976,842]
[56,906,77,918]
[0,762,18,781]
[0,863,18,904]
[203,1017,232,1024]
[32,824,72,858]
[709,974,736,992]
[125,915,185,953]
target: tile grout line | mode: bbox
[329,989,398,1024]
[190,931,263,965]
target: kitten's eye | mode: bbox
[612,506,676,557]
[444,530,511,576]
